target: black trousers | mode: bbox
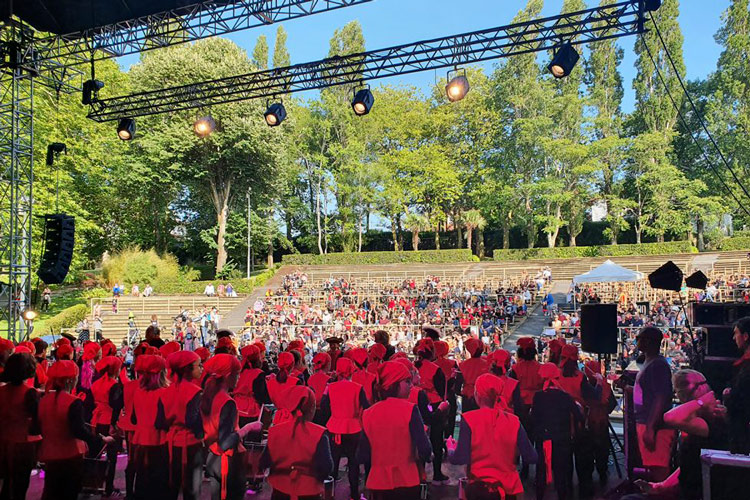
[270,491,323,500]
[428,411,447,478]
[206,450,246,500]
[332,433,360,498]
[466,482,517,500]
[0,442,37,500]
[125,432,136,500]
[94,423,120,495]
[168,444,204,500]
[444,393,458,440]
[370,486,421,500]
[573,429,594,489]
[535,439,573,500]
[133,445,170,500]
[43,457,83,500]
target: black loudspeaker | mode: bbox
[705,326,741,359]
[580,303,618,354]
[648,260,683,292]
[685,270,709,290]
[37,214,75,285]
[691,303,750,327]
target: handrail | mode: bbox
[89,295,246,317]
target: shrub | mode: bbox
[492,241,698,261]
[42,304,88,335]
[282,249,474,266]
[153,268,276,294]
[715,237,750,251]
[102,248,197,288]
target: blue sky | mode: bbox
[119,0,730,113]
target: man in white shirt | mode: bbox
[204,283,215,297]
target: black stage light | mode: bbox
[46,143,66,166]
[82,79,104,105]
[548,42,580,79]
[117,118,136,141]
[445,69,470,102]
[352,87,375,116]
[645,0,661,12]
[264,102,287,127]
[193,115,216,137]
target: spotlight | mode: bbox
[264,101,287,127]
[548,42,580,79]
[22,309,38,322]
[117,118,136,141]
[193,115,216,137]
[82,79,104,105]
[645,0,661,11]
[445,69,470,102]
[351,87,374,116]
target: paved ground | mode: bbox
[503,281,569,350]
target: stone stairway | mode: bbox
[222,266,293,329]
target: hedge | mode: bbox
[493,241,698,261]
[153,268,276,294]
[42,304,89,335]
[283,249,476,266]
[715,237,750,251]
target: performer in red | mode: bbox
[79,341,102,421]
[459,337,488,412]
[447,373,537,500]
[359,361,432,500]
[260,385,334,500]
[0,352,41,500]
[434,340,458,440]
[267,351,301,414]
[508,337,543,479]
[131,354,170,500]
[234,344,270,426]
[308,352,332,425]
[120,347,146,500]
[367,343,387,376]
[91,355,124,496]
[31,338,48,388]
[39,360,113,500]
[487,349,522,412]
[201,353,258,500]
[0,338,14,376]
[584,360,615,484]
[165,350,205,500]
[319,357,368,500]
[351,347,377,404]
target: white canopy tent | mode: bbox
[573,259,644,284]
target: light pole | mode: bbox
[246,188,254,278]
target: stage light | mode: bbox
[82,79,104,105]
[193,115,216,137]
[548,42,580,79]
[264,101,287,127]
[22,310,38,322]
[445,69,470,102]
[117,118,136,141]
[351,87,374,116]
[645,0,661,11]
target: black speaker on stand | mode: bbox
[37,214,75,285]
[581,303,619,354]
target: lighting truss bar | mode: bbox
[30,0,373,66]
[87,0,645,122]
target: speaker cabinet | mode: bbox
[37,214,75,285]
[580,303,618,354]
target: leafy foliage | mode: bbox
[493,241,698,261]
[283,250,474,265]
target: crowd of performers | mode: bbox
[0,325,617,500]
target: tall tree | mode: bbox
[252,34,269,70]
[273,26,291,68]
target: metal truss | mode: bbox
[87,0,646,122]
[31,0,373,67]
[0,47,34,341]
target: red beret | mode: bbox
[95,356,122,375]
[561,344,579,360]
[539,362,561,380]
[203,353,241,378]
[368,343,386,362]
[585,360,601,375]
[517,337,535,350]
[55,344,74,360]
[168,350,200,371]
[0,338,14,354]
[287,340,305,352]
[101,341,117,357]
[465,338,483,357]
[434,341,450,358]
[82,342,101,361]
[139,354,166,374]
[394,356,415,373]
[416,338,435,356]
[254,341,266,354]
[14,345,32,354]
[216,337,236,353]
[474,373,503,402]
[391,351,408,360]
[312,352,331,371]
[160,341,181,358]
[378,361,411,390]
[19,341,35,353]
[548,339,566,354]
[55,337,71,347]
[489,349,511,368]
[133,342,151,357]
[336,357,354,378]
[194,347,211,362]
[240,345,261,363]
[47,360,79,381]
[350,348,368,367]
[277,351,295,371]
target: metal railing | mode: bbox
[89,296,245,316]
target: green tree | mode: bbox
[461,209,487,254]
[252,34,269,70]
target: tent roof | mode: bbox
[2,0,220,35]
[573,259,644,284]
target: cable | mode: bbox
[649,10,750,205]
[640,32,750,218]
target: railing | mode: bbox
[89,296,245,316]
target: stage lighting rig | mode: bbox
[351,86,374,116]
[264,101,287,127]
[82,79,104,105]
[446,69,470,102]
[194,115,216,137]
[117,118,136,140]
[548,42,580,79]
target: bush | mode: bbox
[492,241,698,261]
[102,248,198,289]
[715,237,750,251]
[282,250,474,266]
[153,268,276,294]
[42,304,88,335]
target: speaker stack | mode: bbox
[37,214,75,285]
[580,303,618,354]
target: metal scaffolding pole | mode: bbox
[0,32,34,341]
